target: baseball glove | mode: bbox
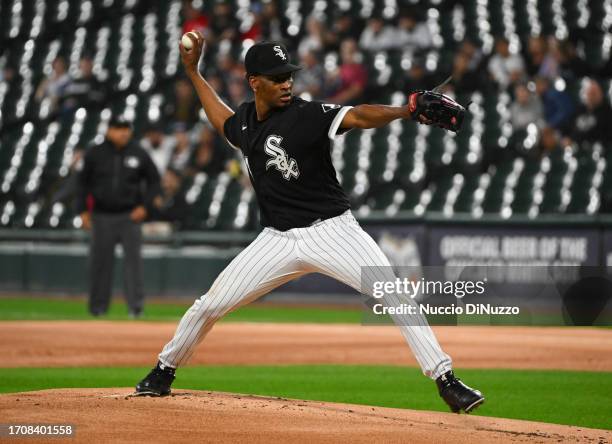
[408,89,467,133]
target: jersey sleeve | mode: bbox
[304,101,353,140]
[222,110,242,151]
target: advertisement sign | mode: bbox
[427,226,601,282]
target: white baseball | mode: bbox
[181,32,198,50]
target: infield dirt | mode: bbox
[0,321,610,370]
[2,321,611,443]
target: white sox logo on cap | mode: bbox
[264,135,299,180]
[273,45,286,60]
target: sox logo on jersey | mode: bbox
[265,135,299,180]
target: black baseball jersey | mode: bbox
[224,97,352,231]
[76,139,161,214]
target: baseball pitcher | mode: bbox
[135,32,483,414]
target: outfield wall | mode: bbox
[1,215,611,298]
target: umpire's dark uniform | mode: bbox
[76,118,161,317]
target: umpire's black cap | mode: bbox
[108,116,133,129]
[245,41,301,76]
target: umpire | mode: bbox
[76,116,161,317]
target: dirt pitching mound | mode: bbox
[1,389,610,443]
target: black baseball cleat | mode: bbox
[436,370,484,414]
[134,362,176,396]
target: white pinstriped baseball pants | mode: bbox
[158,211,452,379]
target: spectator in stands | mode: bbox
[395,9,432,53]
[258,0,287,42]
[206,73,229,103]
[208,1,238,44]
[77,117,161,318]
[293,49,325,98]
[570,78,612,146]
[182,0,209,36]
[61,57,105,113]
[164,78,201,128]
[535,76,575,133]
[211,52,246,97]
[1,65,16,83]
[35,56,70,113]
[186,125,227,176]
[240,2,264,41]
[402,56,433,92]
[168,125,193,172]
[526,36,545,76]
[140,122,176,176]
[488,37,525,90]
[449,52,481,94]
[323,13,361,53]
[150,168,188,225]
[212,52,237,82]
[0,54,7,80]
[325,38,368,105]
[298,15,325,57]
[227,76,249,109]
[359,16,397,52]
[525,36,557,79]
[552,39,590,81]
[511,83,544,130]
[538,126,561,154]
[459,40,484,73]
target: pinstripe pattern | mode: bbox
[295,212,451,378]
[157,211,452,379]
[159,229,305,367]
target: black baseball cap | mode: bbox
[108,116,133,129]
[245,41,301,76]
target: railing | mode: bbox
[1,212,611,247]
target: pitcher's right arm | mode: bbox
[180,31,234,137]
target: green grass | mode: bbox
[0,297,362,323]
[2,297,610,327]
[0,297,612,328]
[0,365,610,430]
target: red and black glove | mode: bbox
[408,90,466,133]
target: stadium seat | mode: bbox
[1,0,610,232]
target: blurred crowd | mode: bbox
[185,1,612,151]
[31,0,612,227]
[178,0,611,163]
